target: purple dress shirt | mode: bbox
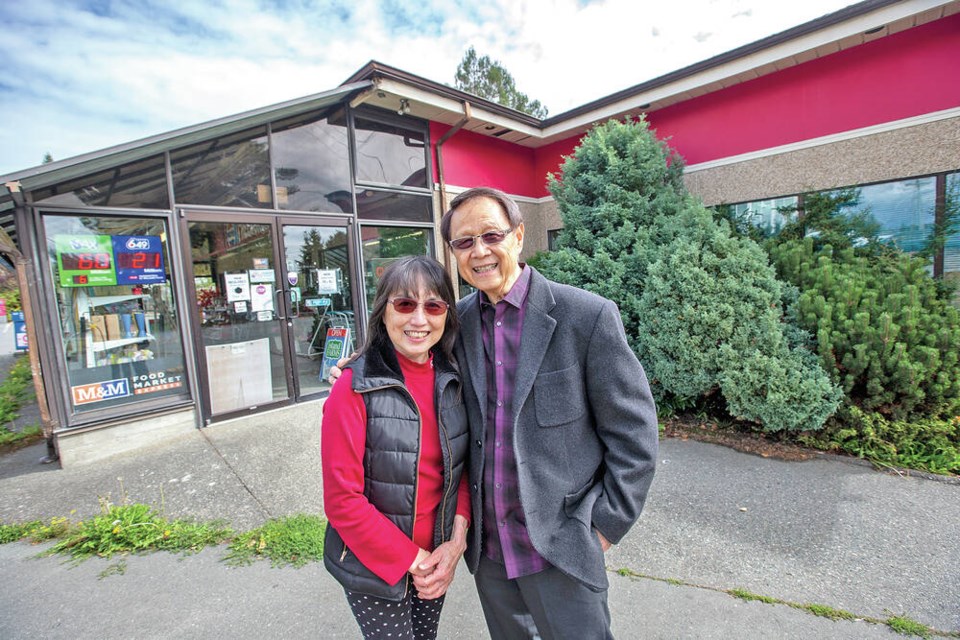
[479,265,550,578]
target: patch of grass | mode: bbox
[0,356,42,451]
[0,355,34,421]
[0,516,70,543]
[886,614,932,638]
[797,409,960,477]
[728,587,779,605]
[225,513,326,568]
[803,603,857,621]
[0,520,43,543]
[0,423,43,448]
[42,501,232,562]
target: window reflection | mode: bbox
[732,196,798,236]
[354,117,427,188]
[835,178,935,253]
[272,109,352,213]
[356,189,432,222]
[172,128,271,208]
[945,172,960,297]
[360,225,432,310]
[33,156,169,209]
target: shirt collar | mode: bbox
[479,264,531,310]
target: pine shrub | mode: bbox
[769,237,960,420]
[541,117,841,432]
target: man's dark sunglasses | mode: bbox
[388,297,450,316]
[448,228,512,251]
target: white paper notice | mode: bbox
[251,283,274,312]
[225,272,251,303]
[317,269,340,294]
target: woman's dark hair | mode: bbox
[440,186,524,244]
[361,255,459,362]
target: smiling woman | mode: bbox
[321,255,470,638]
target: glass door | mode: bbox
[184,214,292,420]
[279,221,356,398]
[182,212,356,423]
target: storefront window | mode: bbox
[353,116,427,188]
[32,155,169,209]
[945,172,960,300]
[359,225,432,310]
[272,109,352,213]
[171,128,272,208]
[43,214,188,414]
[836,178,935,253]
[356,189,432,222]
[731,196,797,236]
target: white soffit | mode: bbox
[375,78,541,138]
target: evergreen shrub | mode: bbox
[541,117,841,432]
[769,239,960,419]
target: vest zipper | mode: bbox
[358,381,422,600]
[436,377,455,542]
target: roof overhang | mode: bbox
[0,81,372,193]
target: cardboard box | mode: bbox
[104,314,122,341]
[88,315,107,343]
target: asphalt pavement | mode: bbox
[0,348,958,639]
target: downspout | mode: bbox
[2,181,58,463]
[435,101,472,273]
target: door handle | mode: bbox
[274,288,288,321]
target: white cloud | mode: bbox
[0,0,855,174]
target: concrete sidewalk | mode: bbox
[1,399,958,639]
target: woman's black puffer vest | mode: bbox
[323,337,469,601]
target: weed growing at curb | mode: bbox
[610,567,952,638]
[1,503,328,570]
[802,603,856,621]
[729,587,778,604]
[225,513,326,568]
[40,500,233,562]
[0,516,71,543]
[887,614,933,639]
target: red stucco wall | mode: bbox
[430,124,537,196]
[648,11,960,167]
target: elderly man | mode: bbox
[413,186,659,639]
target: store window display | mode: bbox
[43,214,189,414]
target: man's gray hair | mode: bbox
[441,187,524,243]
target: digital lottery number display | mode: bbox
[56,235,117,287]
[112,236,165,285]
[59,252,112,271]
[55,235,166,288]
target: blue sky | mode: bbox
[0,0,857,176]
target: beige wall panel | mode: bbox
[683,116,960,206]
[517,199,560,259]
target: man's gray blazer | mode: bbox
[457,266,658,591]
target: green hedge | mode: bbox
[541,117,841,432]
